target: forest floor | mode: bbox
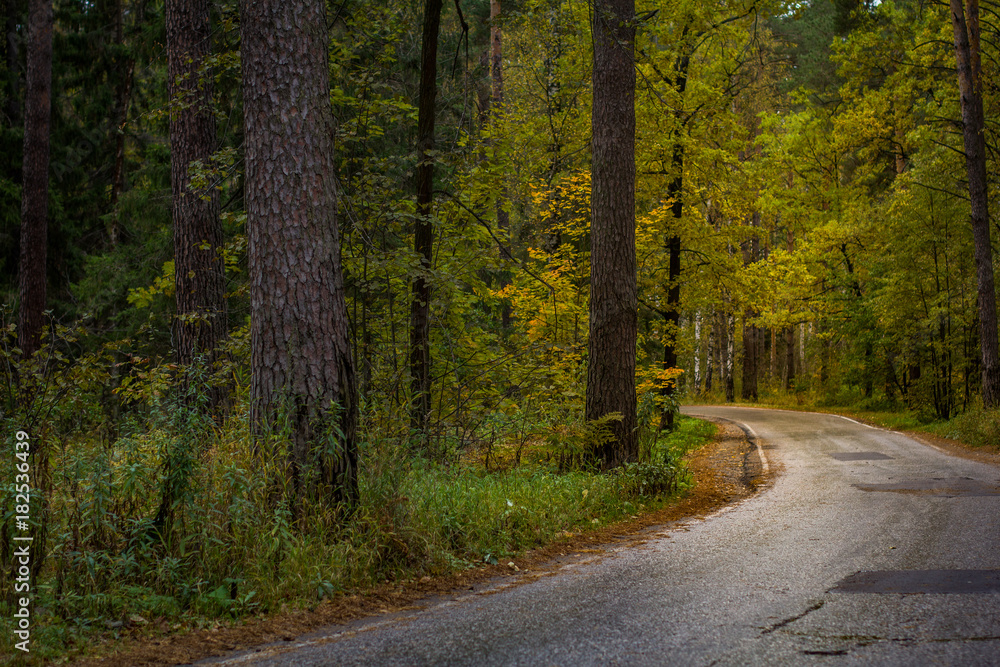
[66,420,768,667]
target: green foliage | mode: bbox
[943,407,1000,451]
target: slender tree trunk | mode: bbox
[242,0,358,507]
[800,322,807,377]
[18,0,52,359]
[770,327,776,382]
[741,217,760,401]
[410,0,443,439]
[4,0,22,127]
[725,311,735,402]
[587,0,637,468]
[168,0,226,392]
[490,0,512,333]
[950,0,1000,407]
[705,312,716,393]
[783,228,795,391]
[742,318,758,401]
[660,53,688,431]
[784,327,795,391]
[693,310,701,394]
[108,0,135,242]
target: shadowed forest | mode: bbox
[2,0,999,660]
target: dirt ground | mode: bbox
[68,420,769,667]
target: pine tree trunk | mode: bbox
[242,0,357,507]
[740,219,760,401]
[410,0,442,439]
[949,0,1000,407]
[725,312,735,402]
[704,315,715,393]
[660,53,688,430]
[4,0,22,127]
[693,310,701,394]
[784,326,795,391]
[168,0,226,391]
[108,0,135,241]
[587,0,637,468]
[490,0,512,333]
[18,0,52,359]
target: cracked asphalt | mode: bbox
[202,407,1000,666]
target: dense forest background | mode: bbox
[2,0,999,659]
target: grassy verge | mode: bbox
[0,416,715,664]
[689,391,1000,454]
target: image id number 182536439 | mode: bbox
[12,429,33,653]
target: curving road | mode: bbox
[203,407,1000,666]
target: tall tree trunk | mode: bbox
[410,0,442,439]
[168,0,226,393]
[740,216,760,401]
[742,318,758,401]
[705,312,716,393]
[490,0,512,333]
[108,0,135,243]
[17,0,52,359]
[784,327,795,391]
[586,0,636,468]
[660,52,688,431]
[4,0,22,127]
[950,0,1000,407]
[692,310,701,394]
[800,322,807,378]
[725,311,735,402]
[784,227,795,391]
[242,0,357,508]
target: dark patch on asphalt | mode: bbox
[852,477,1000,497]
[831,570,1000,594]
[761,600,825,634]
[802,649,848,656]
[830,452,892,461]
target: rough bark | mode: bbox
[168,0,226,382]
[410,0,443,438]
[17,0,52,359]
[242,0,357,507]
[949,0,1000,407]
[586,0,637,468]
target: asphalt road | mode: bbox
[204,406,1000,666]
